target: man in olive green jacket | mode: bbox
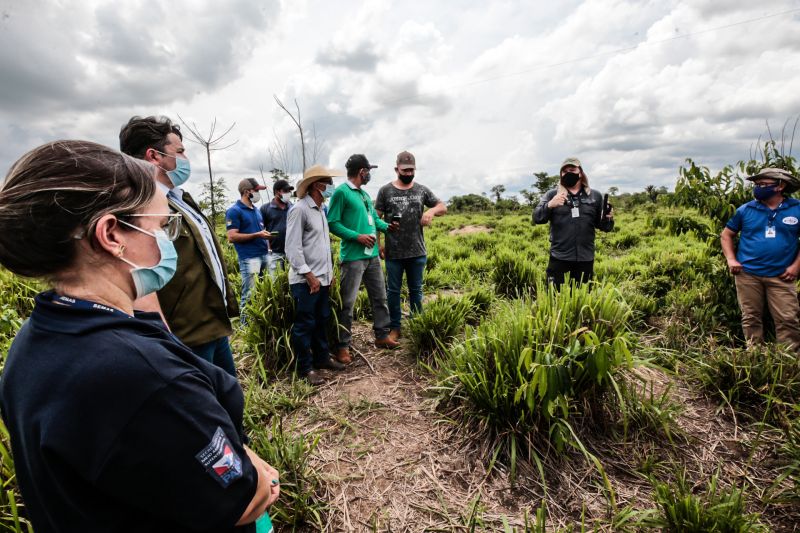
[120,116,239,376]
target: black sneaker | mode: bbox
[314,357,346,371]
[301,370,325,386]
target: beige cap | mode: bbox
[560,157,582,172]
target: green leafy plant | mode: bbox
[491,254,540,298]
[0,420,33,533]
[691,343,800,422]
[643,470,766,532]
[247,420,325,529]
[437,282,635,481]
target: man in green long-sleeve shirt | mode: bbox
[327,154,400,363]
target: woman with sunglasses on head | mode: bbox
[0,141,279,532]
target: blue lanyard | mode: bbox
[768,202,783,227]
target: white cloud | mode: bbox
[2,0,800,203]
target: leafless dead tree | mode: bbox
[177,115,237,224]
[274,95,307,172]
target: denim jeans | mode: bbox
[239,254,269,322]
[385,255,427,330]
[190,336,237,377]
[267,251,286,278]
[338,257,391,348]
[290,283,331,375]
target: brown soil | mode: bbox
[282,323,799,532]
[449,225,492,236]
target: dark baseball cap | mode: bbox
[396,150,415,170]
[273,179,294,192]
[345,154,377,171]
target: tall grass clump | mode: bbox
[405,288,497,361]
[248,420,325,529]
[642,470,766,532]
[0,420,33,533]
[690,343,800,422]
[240,271,296,377]
[437,282,635,470]
[406,294,474,360]
[491,254,540,298]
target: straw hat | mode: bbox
[296,165,343,198]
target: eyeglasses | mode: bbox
[754,181,779,187]
[118,213,183,241]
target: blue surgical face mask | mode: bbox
[321,183,335,198]
[167,157,191,188]
[155,150,191,188]
[754,184,778,201]
[118,226,178,298]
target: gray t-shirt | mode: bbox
[375,182,440,260]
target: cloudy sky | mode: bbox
[2,0,800,202]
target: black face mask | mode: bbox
[399,173,415,184]
[561,172,581,188]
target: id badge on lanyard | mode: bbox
[766,226,776,238]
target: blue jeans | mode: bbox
[239,254,269,322]
[290,283,331,375]
[385,255,427,330]
[266,251,287,278]
[191,336,237,377]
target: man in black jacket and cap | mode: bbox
[533,157,614,285]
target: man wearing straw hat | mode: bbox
[721,167,800,351]
[285,165,346,385]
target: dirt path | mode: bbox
[288,323,538,531]
[283,325,798,531]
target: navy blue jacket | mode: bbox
[0,291,257,533]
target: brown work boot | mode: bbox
[335,347,352,364]
[375,336,400,349]
[388,329,401,342]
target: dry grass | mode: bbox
[272,323,799,532]
[448,225,492,236]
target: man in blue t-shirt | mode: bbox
[721,167,800,351]
[226,178,272,323]
[259,179,294,278]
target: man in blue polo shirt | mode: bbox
[226,178,272,323]
[721,167,800,351]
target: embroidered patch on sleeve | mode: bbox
[196,427,244,488]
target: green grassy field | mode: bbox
[1,201,799,531]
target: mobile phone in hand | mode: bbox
[391,214,402,223]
